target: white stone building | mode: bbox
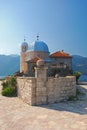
[20,36,72,77]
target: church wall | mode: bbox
[52,57,72,69]
[28,62,35,77]
[26,51,49,60]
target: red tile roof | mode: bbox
[50,51,72,58]
[29,57,43,63]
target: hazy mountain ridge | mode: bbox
[72,55,87,74]
[0,54,87,76]
[0,55,20,76]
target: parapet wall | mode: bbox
[17,77,36,105]
[47,76,76,104]
[17,76,76,105]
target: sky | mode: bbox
[0,0,87,56]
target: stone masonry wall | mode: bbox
[17,77,36,105]
[47,76,76,104]
[17,76,76,105]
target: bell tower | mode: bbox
[20,38,28,74]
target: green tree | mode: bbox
[74,71,82,83]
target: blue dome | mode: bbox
[28,40,49,52]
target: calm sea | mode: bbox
[78,74,87,82]
[0,76,6,79]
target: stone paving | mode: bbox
[0,81,87,130]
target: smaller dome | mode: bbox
[21,38,28,46]
[21,41,28,47]
[21,39,28,52]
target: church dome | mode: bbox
[21,39,28,52]
[21,41,28,47]
[28,38,49,53]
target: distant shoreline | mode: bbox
[78,82,87,85]
[0,76,6,79]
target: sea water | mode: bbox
[0,76,6,79]
[78,74,87,82]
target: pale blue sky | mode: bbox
[0,0,87,56]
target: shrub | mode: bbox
[1,76,17,97]
[1,87,17,97]
[1,81,9,90]
[9,77,17,87]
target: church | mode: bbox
[20,36,72,77]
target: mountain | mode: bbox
[72,55,87,74]
[0,55,20,76]
[0,54,87,76]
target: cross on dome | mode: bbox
[24,36,26,41]
[36,35,39,40]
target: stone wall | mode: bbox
[47,76,76,104]
[17,77,36,105]
[17,76,76,105]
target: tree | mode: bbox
[74,71,82,83]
